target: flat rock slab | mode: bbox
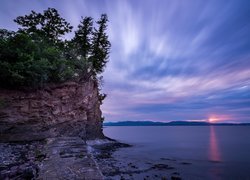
[38,137,103,180]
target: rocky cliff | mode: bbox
[0,80,107,179]
[0,80,104,142]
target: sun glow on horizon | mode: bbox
[208,117,220,123]
[207,114,231,123]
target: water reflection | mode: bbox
[209,126,221,161]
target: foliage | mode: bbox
[90,14,111,75]
[73,16,93,59]
[0,8,110,89]
[98,93,107,105]
[14,8,73,43]
[101,116,105,122]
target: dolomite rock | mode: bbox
[0,80,104,142]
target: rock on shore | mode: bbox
[0,137,105,179]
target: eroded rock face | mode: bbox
[0,81,104,142]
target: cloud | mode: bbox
[1,0,249,122]
[101,0,250,122]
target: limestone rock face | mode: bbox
[0,81,104,142]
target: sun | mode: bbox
[208,118,217,123]
[207,114,231,123]
[208,117,219,123]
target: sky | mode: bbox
[1,0,250,123]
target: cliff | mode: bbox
[0,80,104,142]
[0,80,108,179]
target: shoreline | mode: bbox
[90,138,183,180]
[0,136,185,179]
[0,137,109,179]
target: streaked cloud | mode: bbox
[1,0,249,122]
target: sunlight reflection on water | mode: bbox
[209,126,221,162]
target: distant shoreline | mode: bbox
[103,121,250,126]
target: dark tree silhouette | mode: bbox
[73,17,93,59]
[14,8,73,42]
[90,14,111,75]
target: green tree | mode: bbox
[14,8,73,43]
[0,31,52,88]
[73,17,93,59]
[90,14,111,75]
[0,9,111,89]
[65,17,93,79]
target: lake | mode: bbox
[103,126,250,179]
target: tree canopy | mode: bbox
[0,8,110,89]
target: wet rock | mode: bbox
[92,141,131,159]
[38,137,103,179]
[160,158,177,161]
[172,172,180,175]
[0,141,42,179]
[171,175,182,180]
[180,162,192,165]
[152,164,175,170]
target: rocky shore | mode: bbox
[0,137,104,179]
[0,140,44,179]
[0,137,132,180]
[90,140,183,180]
[0,136,186,180]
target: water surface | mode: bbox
[104,126,250,179]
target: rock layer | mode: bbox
[0,80,104,142]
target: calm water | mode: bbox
[104,126,250,179]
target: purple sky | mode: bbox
[1,0,250,123]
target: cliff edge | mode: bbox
[0,80,104,142]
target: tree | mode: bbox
[0,31,52,88]
[0,9,111,89]
[90,14,111,75]
[66,17,93,79]
[14,8,73,43]
[73,17,93,59]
